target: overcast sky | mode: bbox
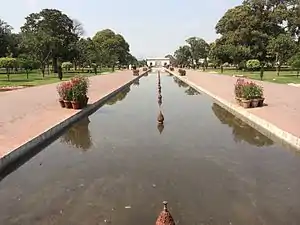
[0,0,242,59]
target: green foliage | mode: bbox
[174,45,192,67]
[288,53,300,77]
[246,59,260,71]
[62,62,73,70]
[0,57,18,80]
[186,37,210,67]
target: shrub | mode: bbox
[170,67,174,71]
[288,53,300,78]
[57,76,89,101]
[178,69,186,76]
[143,67,148,71]
[70,76,89,101]
[246,59,260,71]
[62,62,73,71]
[235,79,263,100]
[133,69,139,76]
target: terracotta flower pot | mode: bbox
[80,96,89,108]
[235,97,242,106]
[59,99,65,108]
[71,101,81,109]
[241,99,251,108]
[251,99,259,108]
[258,98,265,107]
[64,100,72,109]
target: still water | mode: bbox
[1,72,300,225]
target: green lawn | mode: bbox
[0,68,112,87]
[206,68,300,84]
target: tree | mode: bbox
[92,29,130,71]
[215,1,287,76]
[174,45,192,67]
[165,54,176,66]
[20,31,53,77]
[18,57,39,79]
[288,53,300,78]
[21,9,79,73]
[0,57,18,81]
[267,33,297,76]
[186,37,210,69]
[0,19,12,57]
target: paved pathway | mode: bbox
[0,70,135,157]
[178,69,300,141]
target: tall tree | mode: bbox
[21,9,79,73]
[92,29,130,71]
[174,45,192,67]
[0,19,12,57]
[186,37,210,69]
[267,33,297,76]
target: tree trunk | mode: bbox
[26,70,29,79]
[297,71,299,78]
[220,65,224,74]
[260,66,264,80]
[112,64,115,72]
[74,62,77,71]
[6,68,10,81]
[276,65,281,76]
[41,66,45,77]
[47,64,50,75]
[53,57,58,73]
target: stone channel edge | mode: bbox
[166,69,300,151]
[0,70,150,174]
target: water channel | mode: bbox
[0,71,300,224]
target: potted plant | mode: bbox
[178,69,186,76]
[64,81,73,109]
[133,69,139,76]
[249,82,263,107]
[143,67,148,71]
[70,76,90,109]
[57,83,66,108]
[234,78,245,105]
[240,83,252,108]
[170,67,174,71]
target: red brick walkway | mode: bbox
[0,70,135,157]
[181,70,300,139]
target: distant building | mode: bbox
[146,57,170,67]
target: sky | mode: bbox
[0,0,242,59]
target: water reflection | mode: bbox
[60,117,93,151]
[212,103,274,147]
[105,86,131,105]
[132,79,140,86]
[185,87,200,96]
[173,77,188,88]
[157,123,165,134]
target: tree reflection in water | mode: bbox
[105,86,131,105]
[211,103,274,147]
[132,79,140,86]
[173,77,189,88]
[60,117,92,151]
[185,87,200,96]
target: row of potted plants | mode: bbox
[178,69,186,76]
[234,78,265,108]
[57,76,89,109]
[133,69,140,76]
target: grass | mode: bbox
[0,68,112,87]
[206,68,300,84]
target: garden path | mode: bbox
[0,70,135,158]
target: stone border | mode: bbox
[0,70,150,175]
[166,69,300,151]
